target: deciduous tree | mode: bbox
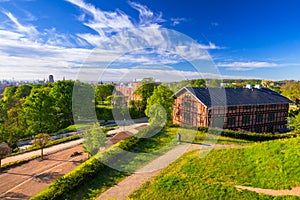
[34,133,50,160]
[83,123,106,157]
[145,85,174,126]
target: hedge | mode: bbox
[198,126,299,142]
[30,125,160,200]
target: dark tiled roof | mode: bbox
[180,87,293,107]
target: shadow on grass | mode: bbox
[70,165,130,200]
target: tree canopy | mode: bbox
[145,85,174,126]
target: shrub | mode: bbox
[198,126,299,142]
[31,126,158,200]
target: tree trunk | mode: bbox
[41,147,43,160]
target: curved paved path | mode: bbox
[98,143,244,200]
[235,185,300,196]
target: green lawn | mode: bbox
[61,127,256,200]
[129,136,300,200]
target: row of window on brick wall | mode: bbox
[226,113,284,126]
[227,104,288,113]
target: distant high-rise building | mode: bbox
[49,75,54,82]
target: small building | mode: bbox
[173,87,293,133]
[114,82,141,106]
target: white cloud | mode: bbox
[170,17,186,26]
[0,0,224,81]
[3,11,39,38]
[218,61,281,71]
[128,1,165,26]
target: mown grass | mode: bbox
[129,136,300,200]
[67,126,179,200]
[51,127,255,200]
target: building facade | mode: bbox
[173,87,293,133]
[114,82,141,106]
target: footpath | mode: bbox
[2,123,148,166]
[98,143,244,200]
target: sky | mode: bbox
[0,0,300,82]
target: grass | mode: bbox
[67,126,179,200]
[129,136,300,200]
[52,126,255,200]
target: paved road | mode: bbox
[0,145,88,199]
[2,139,84,166]
[3,123,149,166]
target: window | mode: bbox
[256,115,263,123]
[212,116,224,128]
[184,101,191,108]
[243,106,251,110]
[255,127,262,133]
[228,106,237,111]
[267,125,274,133]
[227,117,236,126]
[185,93,191,98]
[268,113,275,121]
[242,115,251,124]
[183,112,190,122]
[269,104,276,109]
[258,105,264,109]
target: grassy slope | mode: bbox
[130,137,300,200]
[45,127,252,200]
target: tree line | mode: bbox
[0,81,115,148]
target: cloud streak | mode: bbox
[0,0,224,81]
[218,61,281,71]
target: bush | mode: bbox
[31,126,159,200]
[198,126,299,142]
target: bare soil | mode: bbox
[0,145,88,199]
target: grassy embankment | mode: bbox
[31,126,256,200]
[130,136,300,200]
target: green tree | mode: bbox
[207,79,222,87]
[14,84,32,99]
[72,82,96,121]
[51,80,75,128]
[193,79,206,87]
[34,133,50,160]
[24,87,56,134]
[83,123,106,156]
[95,84,114,105]
[145,85,174,125]
[3,86,17,101]
[289,112,300,133]
[134,78,156,110]
[6,98,28,144]
[281,81,300,101]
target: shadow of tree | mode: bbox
[2,191,29,199]
[34,171,62,184]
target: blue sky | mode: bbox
[0,0,300,82]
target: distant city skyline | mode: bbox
[1,0,300,81]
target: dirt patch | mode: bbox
[0,145,88,199]
[235,185,300,196]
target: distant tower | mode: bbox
[49,75,54,83]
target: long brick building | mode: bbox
[173,87,293,133]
